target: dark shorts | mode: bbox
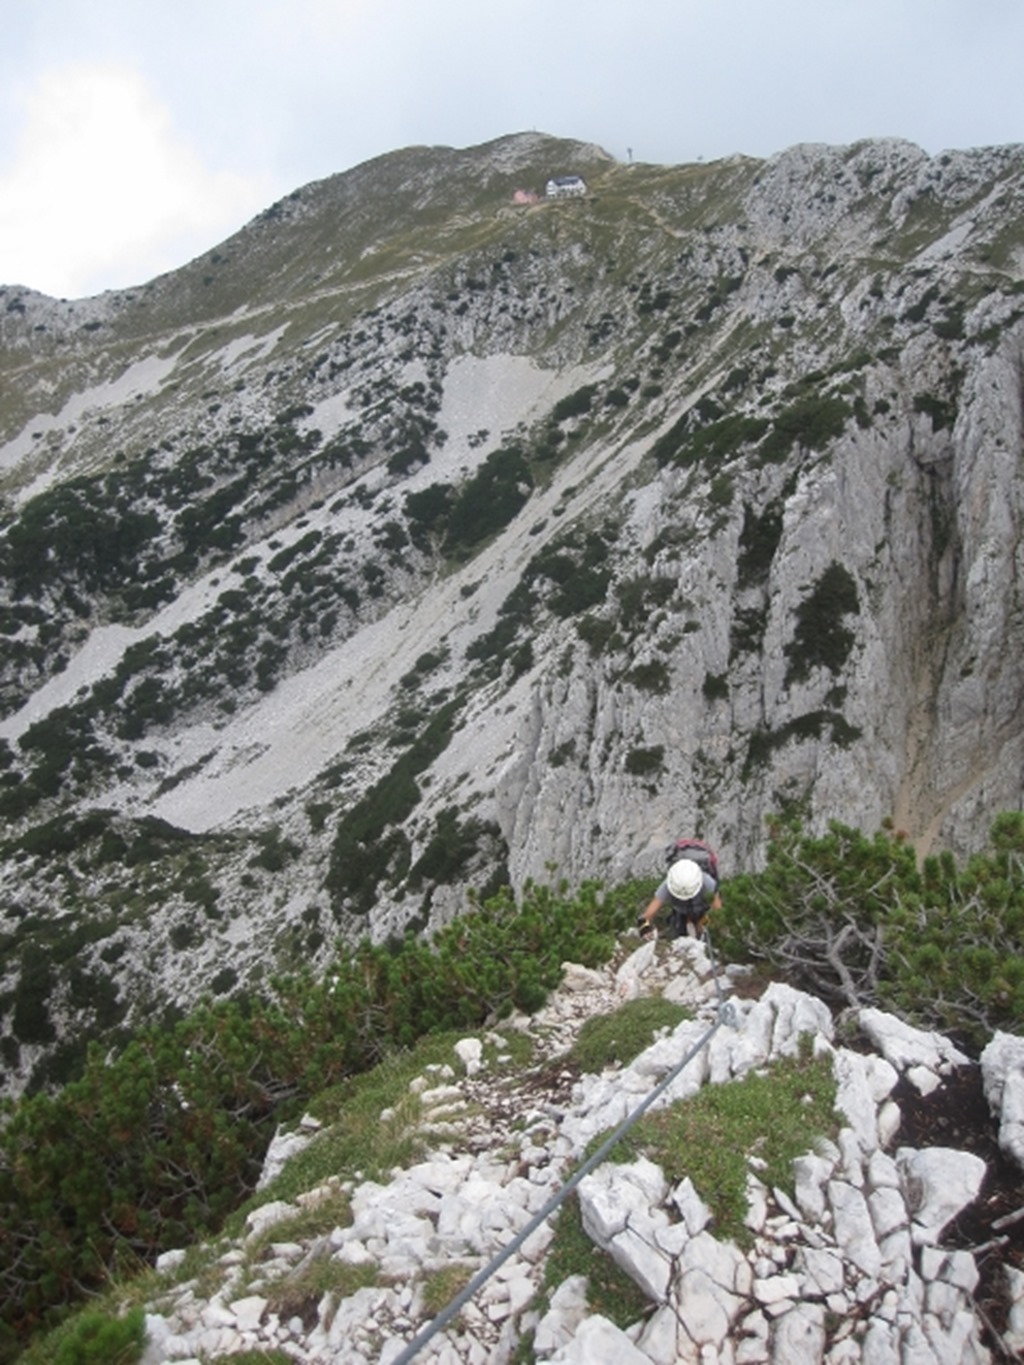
[666,906,705,940]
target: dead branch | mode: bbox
[992,1204,1024,1233]
[762,910,883,1010]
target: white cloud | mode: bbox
[0,62,273,298]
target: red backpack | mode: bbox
[663,837,719,882]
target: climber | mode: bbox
[637,856,721,941]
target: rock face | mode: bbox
[2,131,1024,1094]
[135,944,1023,1364]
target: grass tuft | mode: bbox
[603,1037,839,1246]
[568,997,691,1073]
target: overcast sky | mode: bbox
[1,0,1022,300]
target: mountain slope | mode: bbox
[42,947,1020,1365]
[1,131,1024,1097]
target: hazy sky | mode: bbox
[2,0,1022,299]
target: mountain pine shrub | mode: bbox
[743,711,862,778]
[623,662,669,695]
[728,603,768,660]
[551,384,597,422]
[6,810,1024,1352]
[651,411,768,471]
[624,744,665,778]
[42,1306,146,1365]
[783,561,859,685]
[913,391,957,432]
[736,499,784,588]
[575,612,620,656]
[703,671,729,701]
[757,394,851,464]
[325,699,461,913]
[717,813,1024,1043]
[442,447,533,559]
[0,875,639,1352]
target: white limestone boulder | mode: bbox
[858,1008,971,1082]
[547,1311,655,1364]
[1004,1264,1024,1356]
[256,1114,321,1191]
[980,1030,1024,1171]
[562,962,607,993]
[613,941,656,997]
[244,1200,299,1240]
[533,1275,589,1356]
[454,1036,484,1076]
[897,1146,987,1246]
[577,1157,668,1246]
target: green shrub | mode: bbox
[549,739,577,767]
[736,500,784,588]
[758,394,851,463]
[783,561,859,685]
[210,967,238,995]
[717,814,1024,1042]
[252,827,300,872]
[729,604,768,659]
[403,449,534,561]
[623,662,669,695]
[709,474,734,508]
[575,614,619,656]
[464,524,620,674]
[531,532,614,619]
[913,392,957,432]
[743,711,862,776]
[11,944,57,1044]
[614,575,675,633]
[443,448,533,559]
[652,412,767,470]
[933,305,965,341]
[702,671,729,701]
[407,808,505,891]
[50,1306,145,1365]
[625,745,665,777]
[551,385,598,423]
[267,530,322,575]
[903,284,939,324]
[404,482,453,550]
[169,921,198,950]
[325,700,462,912]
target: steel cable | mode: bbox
[390,929,735,1364]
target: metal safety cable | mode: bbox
[390,929,736,1364]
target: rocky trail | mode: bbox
[132,934,1024,1364]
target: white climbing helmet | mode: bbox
[667,858,703,900]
